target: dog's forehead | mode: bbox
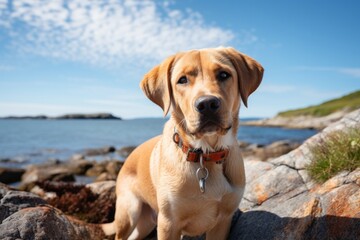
[172,49,233,77]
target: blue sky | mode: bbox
[0,0,359,119]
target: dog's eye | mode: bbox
[217,71,231,82]
[177,76,188,84]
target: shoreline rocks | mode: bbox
[1,140,300,188]
[0,109,359,239]
[84,146,116,156]
[18,159,124,191]
[242,109,352,130]
[235,109,360,239]
[0,183,107,240]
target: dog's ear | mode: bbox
[224,47,264,107]
[140,55,176,116]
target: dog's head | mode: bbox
[141,47,263,141]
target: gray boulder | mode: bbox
[0,183,106,240]
[235,109,360,239]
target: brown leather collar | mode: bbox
[173,132,229,164]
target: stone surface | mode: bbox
[86,180,116,195]
[117,146,137,158]
[235,109,360,239]
[67,159,94,175]
[19,159,122,190]
[0,183,47,222]
[21,164,75,190]
[243,165,305,205]
[0,183,108,240]
[0,206,106,240]
[84,146,116,156]
[231,172,360,240]
[0,167,25,184]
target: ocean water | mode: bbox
[0,118,317,167]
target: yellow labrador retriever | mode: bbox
[102,47,264,239]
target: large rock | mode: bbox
[235,109,360,239]
[0,183,108,240]
[21,164,75,190]
[0,183,47,222]
[0,206,106,240]
[232,170,360,240]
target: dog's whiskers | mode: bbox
[175,118,188,133]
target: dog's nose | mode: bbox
[195,95,221,114]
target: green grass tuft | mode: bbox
[278,90,360,117]
[307,127,360,183]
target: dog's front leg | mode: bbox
[205,215,232,240]
[157,212,182,240]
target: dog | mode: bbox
[102,47,264,239]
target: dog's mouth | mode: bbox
[189,120,232,137]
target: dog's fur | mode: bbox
[102,47,264,239]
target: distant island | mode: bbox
[242,90,360,129]
[1,113,122,120]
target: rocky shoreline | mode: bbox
[0,109,359,239]
[241,109,353,130]
[0,140,298,189]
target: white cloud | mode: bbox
[0,0,242,67]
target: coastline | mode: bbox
[241,109,352,130]
[0,139,301,188]
[0,113,122,120]
[0,109,359,239]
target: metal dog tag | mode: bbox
[199,178,206,193]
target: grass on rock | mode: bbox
[307,127,360,183]
[278,90,360,117]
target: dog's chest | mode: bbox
[178,190,239,236]
[174,174,240,236]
